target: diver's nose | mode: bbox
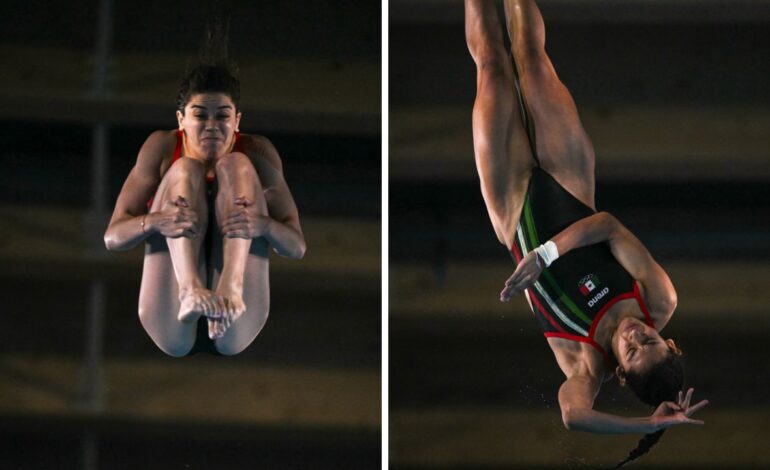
[630,329,647,344]
[623,327,641,343]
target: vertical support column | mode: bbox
[81,0,114,469]
[79,279,104,470]
[90,123,109,216]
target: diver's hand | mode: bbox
[149,195,200,238]
[222,196,271,239]
[650,388,709,431]
[500,251,544,301]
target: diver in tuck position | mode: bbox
[465,0,707,467]
[104,22,305,357]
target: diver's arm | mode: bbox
[558,375,657,434]
[256,150,305,259]
[502,212,677,328]
[552,212,677,328]
[223,135,306,259]
[103,131,170,251]
[560,376,708,434]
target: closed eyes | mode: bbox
[628,339,659,360]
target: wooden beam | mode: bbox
[391,105,770,180]
[392,408,770,467]
[0,205,380,287]
[0,45,380,136]
[391,261,770,318]
[0,354,379,429]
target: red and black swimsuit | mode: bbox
[510,167,655,364]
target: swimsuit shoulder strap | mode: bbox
[172,129,183,163]
[233,131,244,153]
[633,282,657,329]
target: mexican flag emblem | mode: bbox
[578,274,600,296]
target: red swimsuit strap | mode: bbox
[632,281,656,329]
[545,282,653,367]
[233,131,243,153]
[544,331,612,365]
[584,281,656,366]
[172,129,183,163]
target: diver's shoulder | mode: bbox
[548,337,609,380]
[137,130,177,165]
[239,133,283,170]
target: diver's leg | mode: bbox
[466,0,535,247]
[504,0,596,209]
[209,152,270,355]
[138,158,213,356]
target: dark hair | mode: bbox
[612,352,684,469]
[176,17,240,113]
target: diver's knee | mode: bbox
[474,47,509,79]
[515,46,550,81]
[168,155,206,177]
[215,151,254,174]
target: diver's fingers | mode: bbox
[686,399,709,416]
[683,387,694,409]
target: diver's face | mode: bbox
[176,93,241,161]
[613,317,676,377]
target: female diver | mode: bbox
[104,25,305,357]
[465,0,707,466]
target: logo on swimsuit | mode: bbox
[587,287,610,307]
[578,274,601,296]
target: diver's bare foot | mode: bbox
[207,315,229,339]
[216,283,247,323]
[178,286,225,323]
[207,296,244,339]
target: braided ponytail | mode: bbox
[613,352,684,468]
[611,429,665,469]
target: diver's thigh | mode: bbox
[515,55,596,207]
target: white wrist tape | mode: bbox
[534,240,559,267]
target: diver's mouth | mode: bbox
[622,320,640,335]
